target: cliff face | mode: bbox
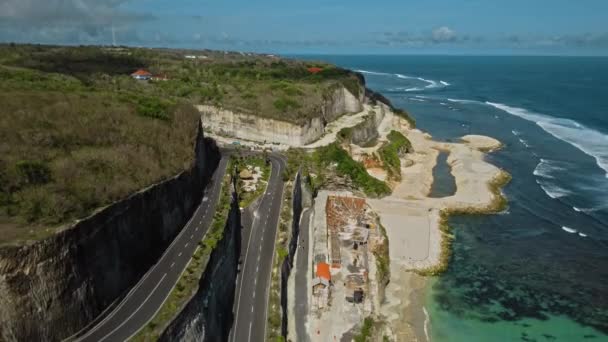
[279,172,313,338]
[0,122,220,342]
[198,105,325,146]
[159,179,241,342]
[350,108,386,147]
[321,86,364,123]
[198,86,363,146]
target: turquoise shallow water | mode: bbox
[293,55,608,341]
[426,275,603,342]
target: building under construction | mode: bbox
[325,196,375,268]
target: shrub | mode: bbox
[314,143,390,197]
[16,160,52,185]
[378,130,411,180]
[136,97,172,120]
[273,97,301,112]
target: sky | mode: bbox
[1,0,608,55]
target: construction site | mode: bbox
[308,191,388,340]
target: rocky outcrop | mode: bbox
[321,86,363,123]
[0,122,220,342]
[349,109,386,147]
[159,177,241,342]
[198,86,363,146]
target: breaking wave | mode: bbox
[486,102,608,178]
[533,159,566,179]
[536,179,572,199]
[561,226,577,234]
[354,69,392,76]
[447,98,481,105]
[355,69,449,91]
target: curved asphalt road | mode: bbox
[74,156,228,342]
[231,154,286,342]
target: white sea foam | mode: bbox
[409,98,426,102]
[447,98,481,104]
[578,232,588,237]
[533,159,566,179]
[396,73,446,90]
[562,226,577,234]
[486,102,608,178]
[518,138,530,148]
[536,180,572,199]
[405,87,425,92]
[354,69,392,76]
[573,206,582,212]
[423,307,430,342]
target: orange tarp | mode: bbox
[316,262,331,281]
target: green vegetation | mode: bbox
[314,143,391,197]
[0,44,364,244]
[0,89,199,244]
[352,316,392,342]
[282,146,391,197]
[233,155,270,208]
[267,180,293,341]
[374,221,390,289]
[132,162,234,341]
[414,170,511,276]
[377,130,412,181]
[353,317,375,342]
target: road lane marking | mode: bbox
[170,262,175,268]
[190,234,194,239]
[77,160,230,340]
[185,242,189,248]
[178,252,182,257]
[98,273,167,342]
[232,155,281,342]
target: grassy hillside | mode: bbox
[0,44,364,244]
[0,44,362,125]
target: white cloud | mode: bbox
[432,26,457,42]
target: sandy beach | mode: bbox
[349,107,507,340]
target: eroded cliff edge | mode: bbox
[198,85,364,146]
[0,121,220,341]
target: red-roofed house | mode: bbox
[131,69,152,80]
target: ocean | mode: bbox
[295,55,608,341]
